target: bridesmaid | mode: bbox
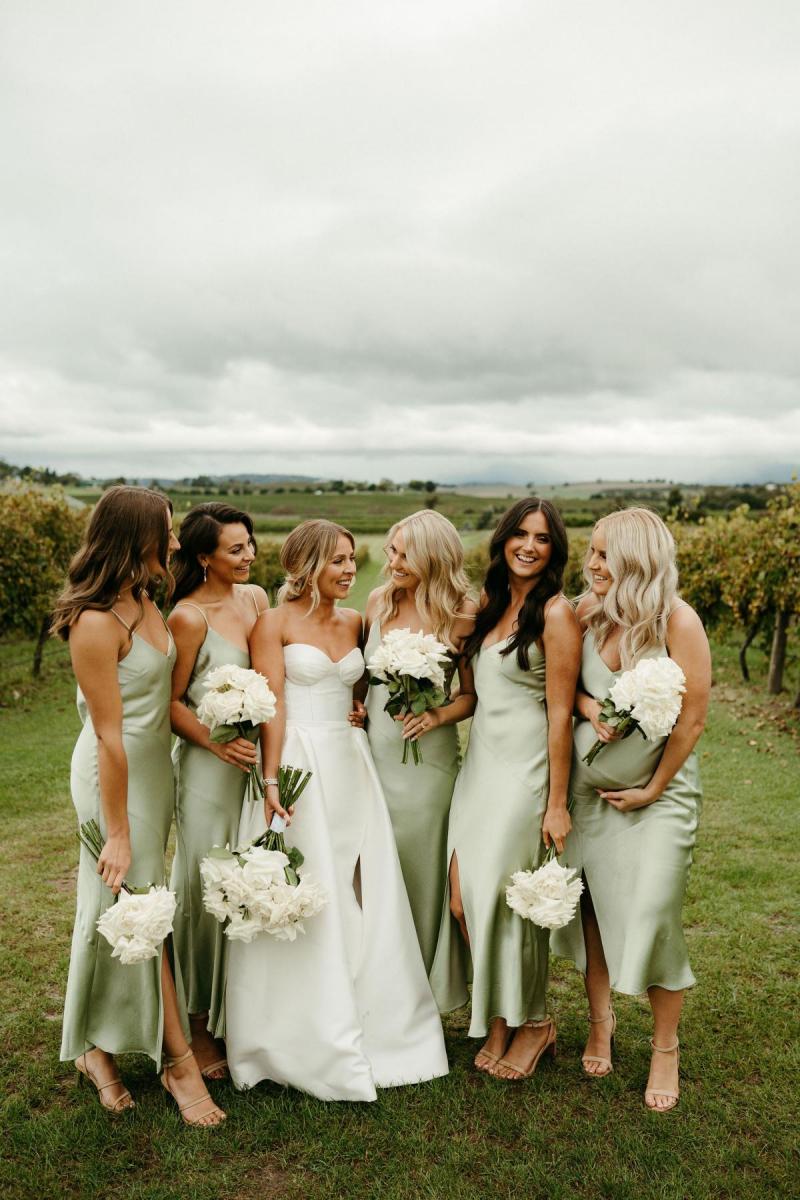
[552,508,710,1112]
[168,503,269,1078]
[53,486,225,1127]
[429,499,581,1079]
[357,510,477,974]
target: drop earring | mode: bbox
[202,563,207,583]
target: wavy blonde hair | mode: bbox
[374,509,473,650]
[582,507,678,668]
[277,519,355,612]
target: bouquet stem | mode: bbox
[583,714,634,766]
[78,820,133,894]
[251,764,313,885]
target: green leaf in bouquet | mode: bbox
[286,845,305,871]
[411,695,428,715]
[209,724,239,744]
[206,845,237,861]
[237,721,261,744]
[284,866,300,887]
[428,688,447,708]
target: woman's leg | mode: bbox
[645,985,684,1110]
[161,954,226,1126]
[449,852,510,1069]
[581,887,615,1074]
[188,1013,227,1079]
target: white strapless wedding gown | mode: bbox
[225,643,449,1101]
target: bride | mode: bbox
[225,519,449,1101]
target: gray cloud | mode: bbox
[1,0,799,482]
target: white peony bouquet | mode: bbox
[366,627,451,764]
[200,764,326,943]
[583,655,686,767]
[195,664,277,794]
[506,850,584,931]
[79,819,177,964]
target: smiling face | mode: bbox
[318,534,357,602]
[586,525,612,596]
[386,527,420,592]
[503,510,553,584]
[201,521,255,586]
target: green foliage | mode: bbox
[0,484,87,640]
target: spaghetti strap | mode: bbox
[248,587,262,618]
[174,601,209,630]
[109,608,132,633]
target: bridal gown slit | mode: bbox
[225,642,449,1101]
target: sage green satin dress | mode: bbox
[429,637,550,1037]
[365,620,460,974]
[61,614,187,1068]
[169,606,255,1038]
[551,632,701,994]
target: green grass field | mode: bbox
[0,626,797,1199]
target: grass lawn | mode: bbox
[0,630,797,1200]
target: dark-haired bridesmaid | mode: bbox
[54,486,225,1126]
[168,504,269,1078]
[430,499,581,1079]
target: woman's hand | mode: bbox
[348,700,367,729]
[264,782,292,825]
[598,787,656,812]
[97,832,131,895]
[210,736,258,772]
[400,708,440,742]
[541,805,571,854]
[586,698,622,743]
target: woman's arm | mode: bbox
[249,609,289,822]
[168,607,258,772]
[600,605,711,812]
[69,611,131,894]
[540,597,582,853]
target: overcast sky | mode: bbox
[1,1,798,484]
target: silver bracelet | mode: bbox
[264,777,279,787]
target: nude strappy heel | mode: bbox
[582,1008,616,1077]
[160,1049,226,1127]
[492,1016,556,1080]
[75,1052,135,1114]
[644,1038,680,1112]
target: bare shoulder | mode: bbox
[339,606,364,634]
[250,604,287,643]
[70,608,126,655]
[168,602,207,636]
[574,594,594,623]
[241,583,270,611]
[544,593,580,630]
[667,601,708,650]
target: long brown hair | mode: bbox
[51,486,173,640]
[464,498,568,669]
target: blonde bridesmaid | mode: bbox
[552,508,710,1112]
[430,499,581,1079]
[168,504,269,1079]
[357,510,477,974]
[54,486,225,1127]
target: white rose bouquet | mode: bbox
[199,764,326,943]
[366,627,451,764]
[583,655,686,767]
[195,664,277,795]
[506,847,584,931]
[78,819,177,964]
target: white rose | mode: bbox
[506,858,584,930]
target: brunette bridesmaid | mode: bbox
[552,508,710,1112]
[54,486,225,1126]
[429,499,581,1079]
[168,504,268,1078]
[357,510,477,974]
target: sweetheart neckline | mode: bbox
[284,643,363,666]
